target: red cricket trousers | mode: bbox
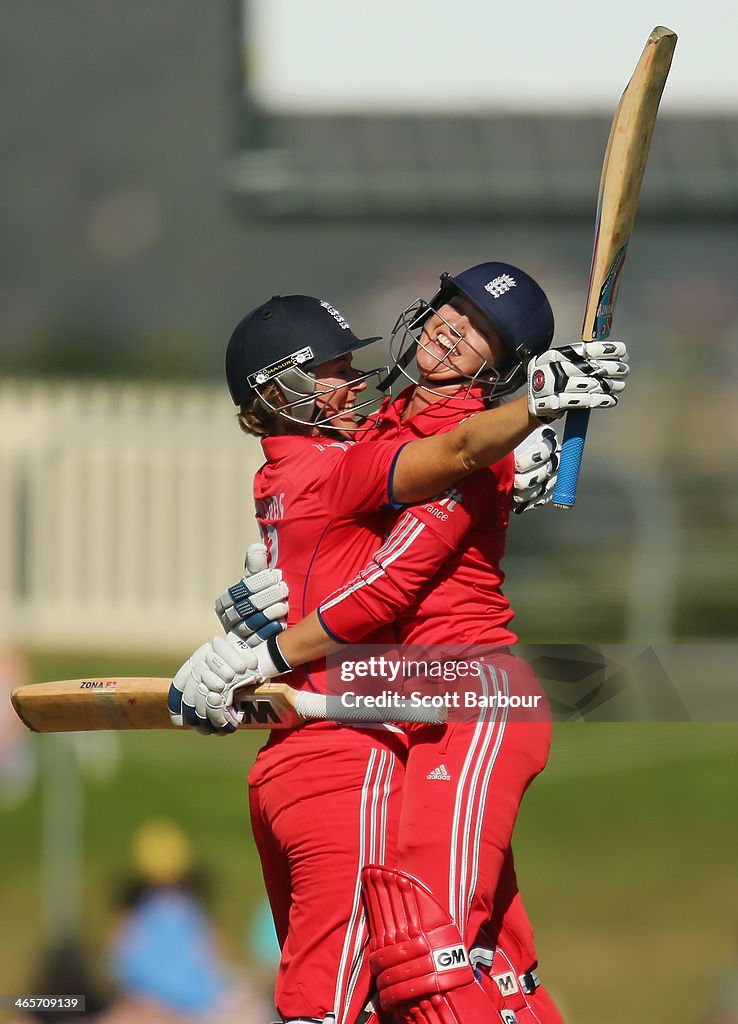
[249,723,406,1024]
[397,654,552,960]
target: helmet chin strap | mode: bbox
[379,337,415,393]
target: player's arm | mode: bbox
[195,511,464,719]
[314,471,487,646]
[203,471,490,708]
[262,609,336,666]
[272,503,464,666]
[319,343,627,517]
[384,341,628,504]
[390,395,534,503]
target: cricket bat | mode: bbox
[552,26,677,509]
[11,677,444,732]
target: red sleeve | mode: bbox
[317,467,500,643]
[319,439,409,517]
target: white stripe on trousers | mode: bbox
[448,665,509,930]
[464,667,510,921]
[333,747,395,1024]
[339,749,395,1023]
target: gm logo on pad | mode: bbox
[432,944,469,971]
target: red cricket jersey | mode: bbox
[318,386,517,647]
[253,434,406,692]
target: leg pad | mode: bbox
[361,866,502,1021]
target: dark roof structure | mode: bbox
[226,113,738,220]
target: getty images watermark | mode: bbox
[333,648,547,721]
[324,644,738,723]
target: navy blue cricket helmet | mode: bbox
[225,294,385,429]
[389,261,554,401]
[432,262,554,362]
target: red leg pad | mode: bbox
[361,866,503,1021]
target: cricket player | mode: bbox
[171,273,628,1023]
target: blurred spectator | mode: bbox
[98,818,274,1024]
[244,897,282,1019]
[21,936,107,1023]
[701,927,738,1024]
[0,645,36,805]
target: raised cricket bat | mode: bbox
[11,677,443,732]
[552,26,677,509]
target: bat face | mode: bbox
[552,25,677,509]
[11,678,173,732]
[10,677,442,732]
[583,26,677,343]
[10,678,303,732]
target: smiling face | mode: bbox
[415,295,508,385]
[312,353,369,433]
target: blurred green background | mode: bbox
[1,650,736,1024]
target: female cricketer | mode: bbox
[171,271,628,1024]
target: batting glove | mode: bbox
[527,340,630,422]
[167,642,228,733]
[198,633,292,731]
[512,426,559,514]
[214,543,289,645]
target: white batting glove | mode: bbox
[197,633,292,731]
[528,340,630,422]
[167,642,213,729]
[512,426,559,514]
[214,543,289,646]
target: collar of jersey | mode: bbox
[385,384,487,428]
[261,434,355,462]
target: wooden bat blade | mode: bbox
[10,677,444,733]
[552,26,677,510]
[11,677,305,732]
[11,678,174,732]
[582,26,677,342]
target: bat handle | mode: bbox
[552,409,591,509]
[296,691,444,724]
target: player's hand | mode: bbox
[198,633,265,731]
[214,543,289,646]
[512,426,559,514]
[167,642,226,733]
[527,340,630,421]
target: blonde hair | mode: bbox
[236,384,313,438]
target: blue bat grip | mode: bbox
[552,409,591,508]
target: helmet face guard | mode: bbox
[225,295,387,435]
[252,359,389,432]
[388,298,528,404]
[384,262,553,403]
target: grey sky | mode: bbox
[247,0,736,113]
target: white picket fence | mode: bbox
[0,380,264,652]
[0,379,693,655]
